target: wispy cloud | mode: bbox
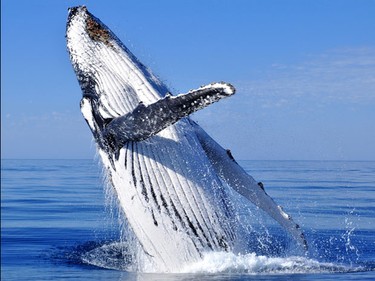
[237,47,375,109]
[2,111,82,128]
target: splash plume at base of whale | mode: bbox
[66,6,307,273]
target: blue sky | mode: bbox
[2,0,375,160]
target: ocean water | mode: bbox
[1,159,374,280]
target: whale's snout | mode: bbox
[68,5,86,13]
[67,6,113,48]
[67,6,87,29]
[67,6,87,20]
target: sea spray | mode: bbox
[343,208,360,265]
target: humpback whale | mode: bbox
[66,6,307,272]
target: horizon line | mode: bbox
[1,158,374,162]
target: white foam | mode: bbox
[179,251,350,274]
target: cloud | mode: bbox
[2,111,81,127]
[192,47,375,160]
[237,47,375,109]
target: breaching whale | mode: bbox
[66,6,307,272]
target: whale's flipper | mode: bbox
[102,82,235,151]
[191,120,308,250]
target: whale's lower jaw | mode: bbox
[98,121,235,272]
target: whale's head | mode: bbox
[66,6,169,120]
[66,5,172,149]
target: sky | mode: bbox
[2,0,375,160]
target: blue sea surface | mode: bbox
[1,159,375,280]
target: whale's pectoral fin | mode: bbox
[102,82,235,151]
[191,120,308,250]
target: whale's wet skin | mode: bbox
[66,6,309,273]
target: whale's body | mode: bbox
[66,6,307,272]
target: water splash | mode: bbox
[81,242,135,271]
[84,160,371,274]
[342,208,360,265]
[79,242,368,274]
[180,252,354,274]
